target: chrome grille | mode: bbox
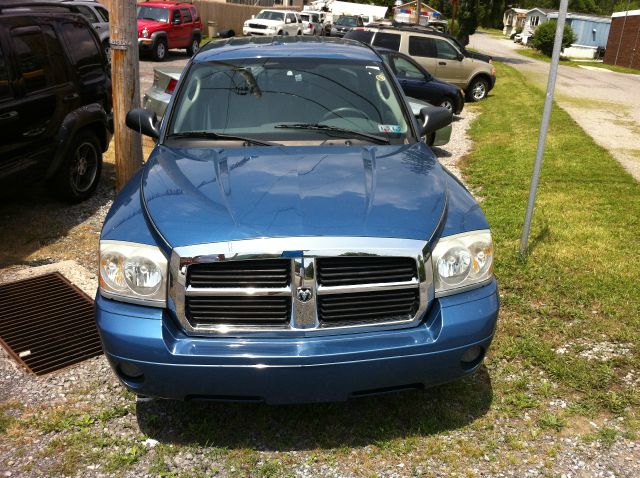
[169,237,434,337]
[186,296,290,327]
[316,257,417,286]
[187,259,290,288]
[248,23,268,29]
[318,289,419,327]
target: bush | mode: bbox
[529,20,576,57]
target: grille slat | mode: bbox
[187,259,290,288]
[318,289,419,327]
[186,296,291,327]
[316,257,417,286]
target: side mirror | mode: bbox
[418,106,452,136]
[173,18,181,25]
[126,108,159,139]
[457,53,464,61]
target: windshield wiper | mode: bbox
[274,123,390,144]
[167,131,276,146]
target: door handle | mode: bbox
[63,93,79,102]
[0,111,18,121]
[438,61,447,66]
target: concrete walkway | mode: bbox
[469,32,640,181]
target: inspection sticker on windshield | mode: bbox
[376,74,386,82]
[378,124,401,133]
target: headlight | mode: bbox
[142,28,149,38]
[432,230,493,296]
[99,240,167,306]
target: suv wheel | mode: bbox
[186,37,200,56]
[103,40,111,66]
[49,131,102,203]
[467,77,488,102]
[152,38,167,61]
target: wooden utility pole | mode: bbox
[416,0,421,25]
[107,0,143,190]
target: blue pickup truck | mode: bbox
[96,37,498,404]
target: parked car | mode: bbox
[300,11,324,36]
[406,97,451,146]
[142,66,182,117]
[346,24,496,101]
[142,64,453,146]
[136,1,202,61]
[61,0,110,60]
[330,15,364,37]
[97,36,498,404]
[0,0,112,202]
[242,10,301,36]
[377,48,465,114]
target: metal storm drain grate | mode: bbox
[0,272,102,375]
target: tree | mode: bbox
[529,20,576,57]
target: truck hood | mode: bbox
[141,143,447,247]
[137,19,167,34]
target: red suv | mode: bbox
[137,1,202,61]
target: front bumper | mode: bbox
[138,37,154,51]
[243,28,275,36]
[96,279,499,404]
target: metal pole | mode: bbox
[518,0,569,255]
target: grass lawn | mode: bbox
[516,46,640,75]
[1,63,639,477]
[477,27,505,37]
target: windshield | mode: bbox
[256,11,284,21]
[136,6,169,23]
[336,17,358,26]
[168,57,410,144]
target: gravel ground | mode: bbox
[2,103,639,478]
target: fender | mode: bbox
[150,31,168,42]
[46,103,110,179]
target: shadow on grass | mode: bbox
[136,366,492,451]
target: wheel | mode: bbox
[277,30,283,35]
[297,30,302,35]
[467,77,488,102]
[186,36,200,56]
[439,96,455,112]
[49,131,102,203]
[151,38,167,61]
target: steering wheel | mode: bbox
[320,107,370,123]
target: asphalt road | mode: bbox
[469,31,640,181]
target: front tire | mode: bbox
[186,37,200,56]
[49,131,102,203]
[439,96,455,112]
[103,39,111,67]
[151,38,167,61]
[467,77,489,102]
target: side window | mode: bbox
[408,36,437,58]
[181,8,192,23]
[372,32,401,51]
[0,43,11,100]
[393,56,425,80]
[96,6,110,23]
[435,39,460,60]
[172,9,182,24]
[298,15,302,24]
[190,7,199,22]
[59,22,104,84]
[76,5,99,24]
[42,25,68,86]
[11,28,50,93]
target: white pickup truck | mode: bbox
[243,10,302,36]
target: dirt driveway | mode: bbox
[469,32,640,181]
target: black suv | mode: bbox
[0,0,112,202]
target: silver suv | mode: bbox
[348,25,496,101]
[61,0,110,59]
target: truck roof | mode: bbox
[196,36,381,63]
